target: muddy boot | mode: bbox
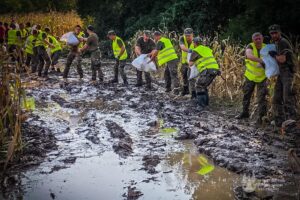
[236,112,250,119]
[255,117,263,127]
[165,87,171,93]
[181,86,189,96]
[123,79,128,86]
[196,92,208,107]
[191,91,197,99]
[173,87,180,95]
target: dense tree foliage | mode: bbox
[1,0,299,42]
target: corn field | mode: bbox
[0,49,24,171]
[0,11,83,36]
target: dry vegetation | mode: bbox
[0,11,83,36]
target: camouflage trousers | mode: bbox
[51,50,61,66]
[63,51,83,79]
[242,77,267,117]
[90,50,103,81]
[195,69,218,92]
[164,59,180,90]
[113,60,127,83]
[36,46,51,77]
[273,68,298,124]
[181,63,196,93]
[25,53,33,67]
[136,69,151,87]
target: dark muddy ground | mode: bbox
[1,58,299,200]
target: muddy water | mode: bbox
[22,142,238,200]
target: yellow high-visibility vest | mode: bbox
[78,31,85,48]
[193,45,219,73]
[7,29,19,45]
[19,29,28,46]
[48,35,62,54]
[157,37,178,66]
[25,35,35,55]
[244,43,266,82]
[181,36,194,64]
[112,36,128,60]
[34,31,47,48]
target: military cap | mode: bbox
[143,30,151,36]
[87,25,95,32]
[184,28,193,35]
[269,24,281,33]
[107,30,116,35]
[153,31,162,36]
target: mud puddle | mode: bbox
[1,58,299,200]
[21,141,240,200]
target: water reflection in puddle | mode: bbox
[22,141,239,200]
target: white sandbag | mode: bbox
[132,54,157,72]
[132,54,147,70]
[187,52,192,63]
[189,65,199,80]
[142,56,157,72]
[60,32,80,46]
[260,44,279,78]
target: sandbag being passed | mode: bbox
[132,54,157,72]
[260,44,279,78]
[60,32,80,46]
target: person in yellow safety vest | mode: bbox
[149,31,180,95]
[45,27,62,73]
[63,25,84,80]
[24,29,38,71]
[25,22,32,35]
[236,32,267,125]
[179,28,196,98]
[19,23,28,46]
[32,25,54,78]
[108,30,128,85]
[189,37,220,107]
[7,23,22,63]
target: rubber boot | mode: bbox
[181,86,189,96]
[191,91,197,99]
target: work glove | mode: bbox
[188,49,193,53]
[268,51,277,58]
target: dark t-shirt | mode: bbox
[136,37,155,54]
[275,37,294,68]
[116,38,123,48]
[190,51,202,62]
[86,33,99,51]
[156,41,165,51]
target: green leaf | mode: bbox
[196,164,215,175]
[160,127,177,134]
[197,155,208,166]
[21,97,35,111]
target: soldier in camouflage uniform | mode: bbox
[269,24,298,126]
[63,25,84,80]
[134,30,156,89]
[79,25,103,82]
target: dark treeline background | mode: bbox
[1,0,299,42]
